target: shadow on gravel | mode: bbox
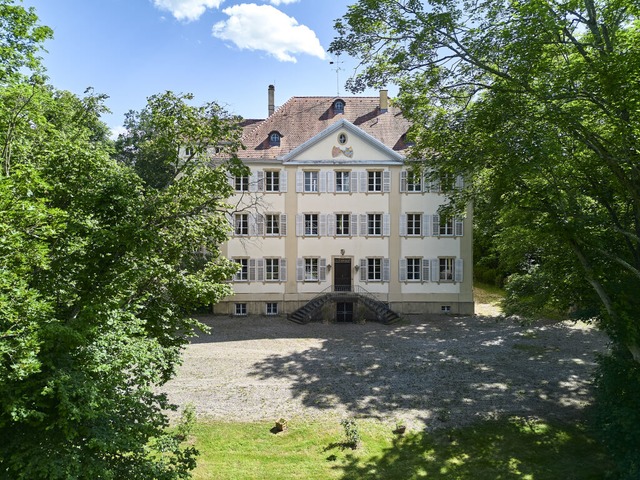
[211,315,609,428]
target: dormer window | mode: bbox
[269,131,281,146]
[333,100,345,114]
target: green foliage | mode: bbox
[333,5,640,472]
[340,418,362,449]
[0,4,243,475]
[594,349,640,479]
[0,0,52,84]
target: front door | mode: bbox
[334,258,352,292]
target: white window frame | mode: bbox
[335,171,351,193]
[407,213,422,236]
[368,170,382,192]
[407,257,421,281]
[368,213,382,236]
[234,258,248,282]
[265,171,280,192]
[305,258,318,281]
[235,213,249,236]
[336,213,350,236]
[265,258,280,282]
[265,214,280,236]
[235,175,249,192]
[234,303,247,316]
[304,171,319,192]
[266,302,278,315]
[304,213,318,236]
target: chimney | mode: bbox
[379,89,388,113]
[268,85,275,117]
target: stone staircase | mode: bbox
[287,287,401,325]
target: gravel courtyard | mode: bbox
[162,311,609,430]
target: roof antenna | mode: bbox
[329,55,343,96]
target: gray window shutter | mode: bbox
[431,259,439,282]
[423,215,431,237]
[430,178,441,193]
[249,214,257,236]
[350,214,358,236]
[455,217,464,237]
[249,172,258,192]
[249,259,256,282]
[280,171,288,192]
[257,171,264,191]
[399,259,407,282]
[257,258,264,282]
[400,214,407,237]
[296,171,303,192]
[350,173,358,193]
[455,258,463,283]
[280,258,287,282]
[360,258,367,282]
[327,214,335,236]
[319,172,327,193]
[360,214,368,236]
[280,214,287,236]
[400,170,407,192]
[455,175,464,190]
[383,258,390,282]
[256,214,265,236]
[359,171,367,192]
[319,214,327,237]
[432,214,440,236]
[383,214,391,236]
[319,258,327,282]
[383,170,391,192]
[296,214,303,236]
[422,258,430,283]
[327,171,335,193]
[296,258,304,281]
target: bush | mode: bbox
[593,348,640,479]
[340,418,361,449]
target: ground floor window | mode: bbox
[266,302,278,315]
[234,303,247,316]
[439,257,454,281]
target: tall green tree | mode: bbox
[332,1,640,474]
[1,3,244,477]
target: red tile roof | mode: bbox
[238,96,411,160]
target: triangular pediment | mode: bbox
[280,119,404,163]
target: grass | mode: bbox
[473,281,505,306]
[189,417,612,479]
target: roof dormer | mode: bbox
[269,131,282,147]
[333,99,345,114]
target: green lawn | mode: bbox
[190,417,612,479]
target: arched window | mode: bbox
[269,132,281,146]
[334,100,345,113]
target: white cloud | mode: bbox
[212,4,326,63]
[269,0,300,5]
[152,0,223,22]
[109,125,128,140]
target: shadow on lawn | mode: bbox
[333,418,611,480]
[243,315,607,427]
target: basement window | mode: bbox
[235,303,247,316]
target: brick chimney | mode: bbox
[379,89,388,112]
[268,85,275,117]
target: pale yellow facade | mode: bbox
[215,119,474,319]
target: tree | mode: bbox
[1,3,244,477]
[331,0,640,357]
[331,1,640,474]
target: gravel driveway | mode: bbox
[162,312,608,430]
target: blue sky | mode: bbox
[21,0,391,134]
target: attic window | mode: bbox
[334,100,345,113]
[269,132,281,146]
